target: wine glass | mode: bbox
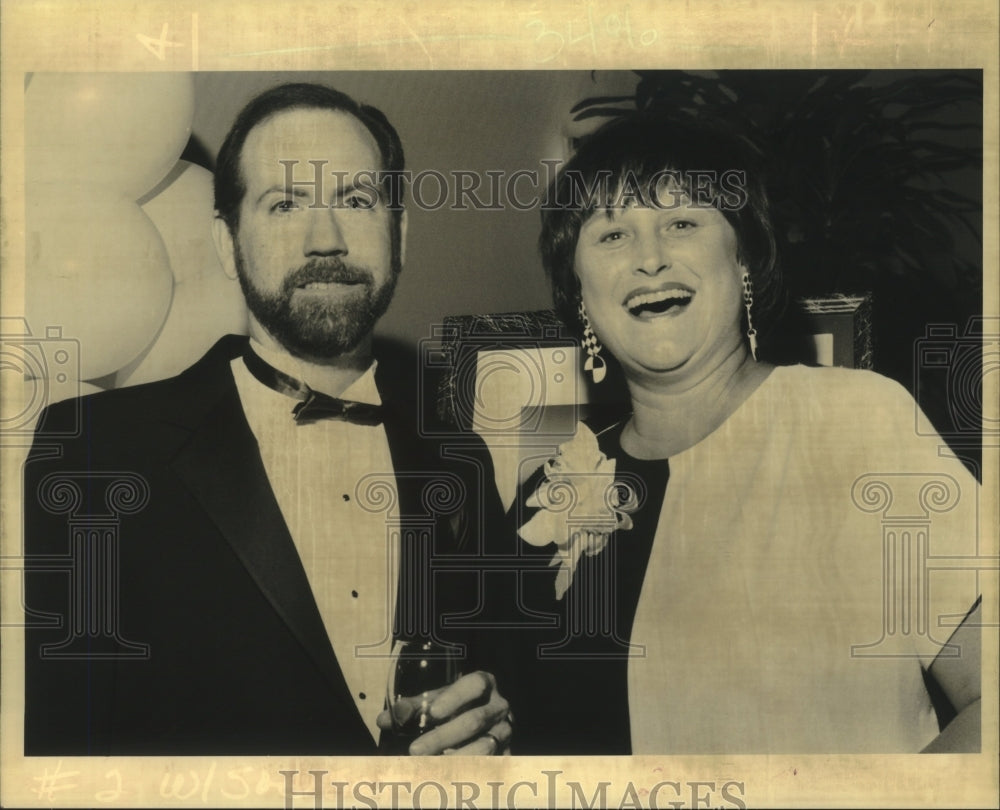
[382,638,463,754]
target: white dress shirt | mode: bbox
[231,340,399,743]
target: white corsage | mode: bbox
[518,423,635,599]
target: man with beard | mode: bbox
[23,83,512,756]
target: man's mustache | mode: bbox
[283,259,374,291]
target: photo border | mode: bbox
[2,2,996,808]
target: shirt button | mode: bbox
[351,590,359,598]
[342,493,350,501]
[359,692,367,700]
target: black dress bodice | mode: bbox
[506,421,670,755]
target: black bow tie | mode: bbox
[242,347,384,426]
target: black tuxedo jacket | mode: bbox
[23,335,504,755]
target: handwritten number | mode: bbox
[526,6,657,62]
[567,6,597,56]
[525,18,564,63]
[136,23,183,60]
[95,770,124,803]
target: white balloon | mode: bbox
[139,160,230,284]
[25,185,174,380]
[117,161,247,386]
[26,73,195,199]
[115,272,248,387]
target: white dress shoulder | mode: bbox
[627,365,981,753]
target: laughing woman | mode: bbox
[509,114,981,755]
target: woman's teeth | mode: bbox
[625,289,693,316]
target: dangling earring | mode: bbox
[578,300,607,383]
[742,271,759,362]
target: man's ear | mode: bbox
[398,208,409,268]
[211,214,239,281]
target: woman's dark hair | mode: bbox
[214,82,406,233]
[539,112,782,343]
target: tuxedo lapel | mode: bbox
[163,339,369,739]
[377,378,478,655]
[375,359,450,527]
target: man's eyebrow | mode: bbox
[255,185,315,205]
[253,179,371,206]
[332,180,368,200]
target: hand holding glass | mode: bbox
[382,639,461,754]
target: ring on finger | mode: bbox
[484,732,502,754]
